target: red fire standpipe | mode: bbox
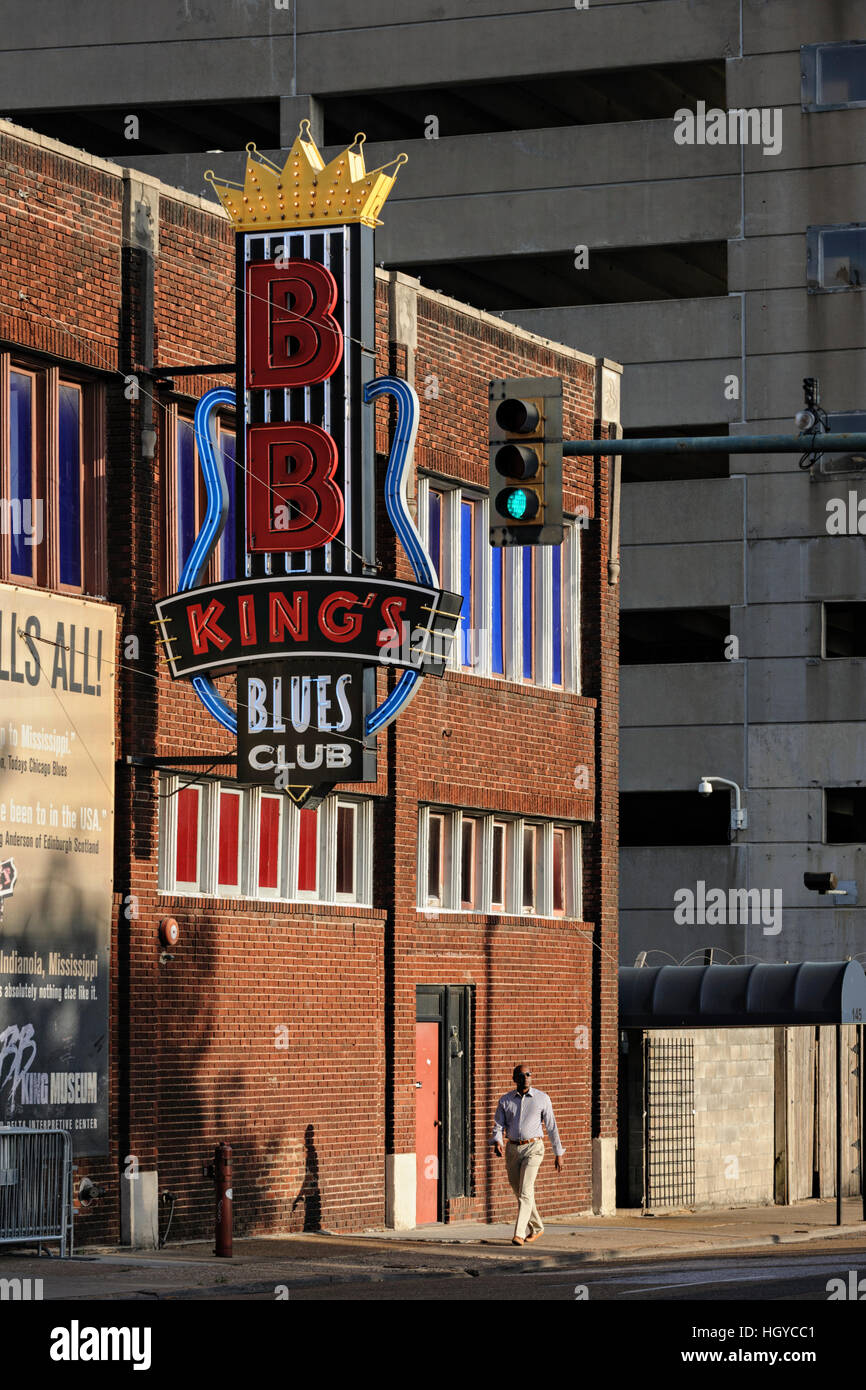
[214,1141,233,1257]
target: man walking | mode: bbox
[491,1064,564,1245]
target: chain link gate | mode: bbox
[644,1037,695,1208]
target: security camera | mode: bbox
[697,777,713,796]
[795,409,816,432]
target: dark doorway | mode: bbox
[415,985,473,1223]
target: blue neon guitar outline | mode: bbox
[182,377,440,737]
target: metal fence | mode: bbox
[0,1128,73,1256]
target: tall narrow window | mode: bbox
[428,487,443,580]
[175,786,201,890]
[427,812,445,906]
[175,416,235,586]
[336,802,356,896]
[551,544,562,686]
[461,817,478,909]
[297,807,318,893]
[552,827,567,917]
[178,418,198,580]
[522,549,534,680]
[491,820,507,909]
[460,498,475,666]
[258,795,282,893]
[217,789,241,891]
[491,545,505,676]
[219,428,237,582]
[9,370,35,580]
[58,383,83,589]
[522,824,537,913]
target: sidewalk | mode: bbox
[358,1196,866,1260]
[2,1198,864,1299]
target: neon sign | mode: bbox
[155,126,462,806]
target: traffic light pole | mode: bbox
[563,433,866,456]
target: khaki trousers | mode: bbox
[505,1138,545,1239]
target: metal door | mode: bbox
[645,1036,695,1208]
[415,1022,440,1224]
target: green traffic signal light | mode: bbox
[489,377,563,547]
[498,487,539,521]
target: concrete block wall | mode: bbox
[641,1027,775,1210]
[691,1027,775,1207]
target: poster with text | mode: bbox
[0,585,116,1154]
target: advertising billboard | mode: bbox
[0,585,115,1155]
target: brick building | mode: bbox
[0,118,620,1245]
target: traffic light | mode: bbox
[489,377,563,546]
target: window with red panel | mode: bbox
[176,786,200,887]
[258,796,282,892]
[218,790,241,890]
[335,803,355,896]
[297,808,318,893]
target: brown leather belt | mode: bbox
[508,1137,543,1146]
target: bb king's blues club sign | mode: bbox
[155,124,462,806]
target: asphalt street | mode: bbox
[274,1247,866,1301]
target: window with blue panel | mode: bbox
[177,419,198,581]
[552,543,562,685]
[427,489,441,580]
[220,430,236,582]
[491,544,504,675]
[522,548,534,679]
[58,384,82,587]
[9,371,33,579]
[460,499,474,666]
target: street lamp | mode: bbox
[697,774,747,833]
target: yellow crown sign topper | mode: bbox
[205,120,407,232]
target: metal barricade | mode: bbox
[0,1127,73,1256]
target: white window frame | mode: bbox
[290,802,321,902]
[521,821,540,916]
[256,790,285,900]
[174,781,206,893]
[332,797,359,902]
[216,786,245,896]
[158,776,373,907]
[416,807,582,919]
[418,475,580,691]
[490,818,508,911]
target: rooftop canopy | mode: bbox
[619,961,866,1029]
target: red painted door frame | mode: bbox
[415,1021,440,1224]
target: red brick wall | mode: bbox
[383,286,611,1217]
[0,125,617,1243]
